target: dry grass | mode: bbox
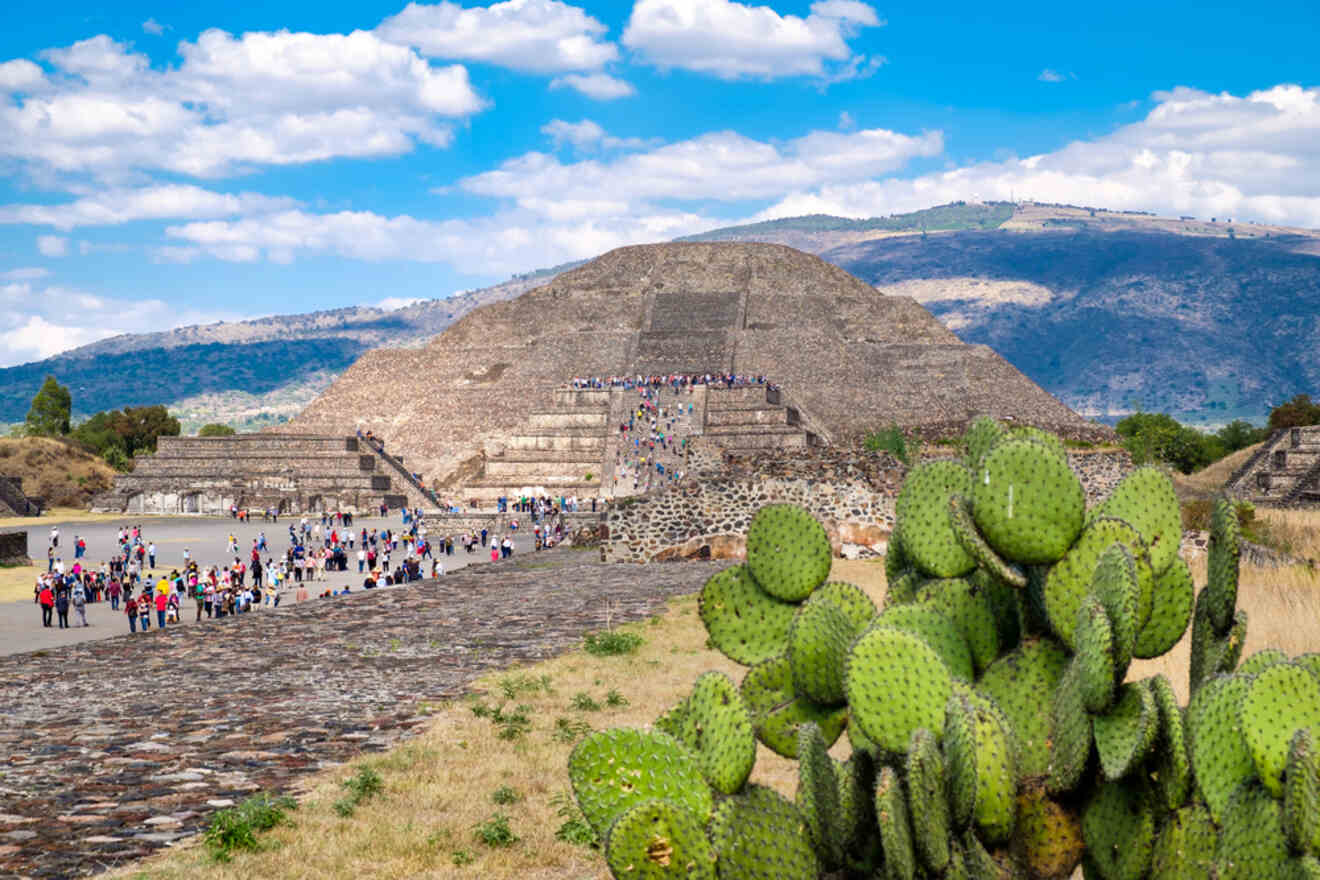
[109,527,1320,880]
[0,507,139,529]
[0,561,45,603]
[0,437,116,508]
[1171,442,1263,499]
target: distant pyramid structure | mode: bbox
[289,242,1106,491]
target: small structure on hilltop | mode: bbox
[92,434,435,515]
[1225,426,1320,506]
[288,242,1112,497]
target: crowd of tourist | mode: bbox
[614,384,696,494]
[568,373,778,391]
[29,507,559,636]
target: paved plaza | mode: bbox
[2,513,534,656]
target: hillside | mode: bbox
[0,437,116,508]
[3,202,1319,429]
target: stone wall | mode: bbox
[602,447,1133,563]
[0,529,29,565]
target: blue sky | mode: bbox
[1,0,1318,365]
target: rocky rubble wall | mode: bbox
[0,529,28,564]
[603,448,1133,563]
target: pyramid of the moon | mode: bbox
[288,242,1105,486]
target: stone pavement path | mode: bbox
[0,551,724,879]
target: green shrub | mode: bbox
[570,692,602,711]
[332,766,383,817]
[203,793,296,862]
[583,630,643,656]
[863,424,910,464]
[473,813,519,847]
[491,785,521,805]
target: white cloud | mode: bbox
[548,72,635,99]
[622,0,882,79]
[837,110,854,130]
[0,267,49,281]
[0,30,486,180]
[464,126,943,204]
[1038,68,1065,83]
[0,282,240,366]
[37,235,69,257]
[0,185,299,230]
[540,118,651,150]
[142,18,166,35]
[377,0,617,73]
[754,85,1320,230]
[379,296,424,310]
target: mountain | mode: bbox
[2,201,1317,429]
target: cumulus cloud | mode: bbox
[377,0,617,73]
[0,185,299,230]
[540,118,650,150]
[0,30,486,180]
[1038,68,1066,83]
[37,235,69,257]
[622,0,882,79]
[548,71,635,99]
[754,85,1320,229]
[0,281,240,366]
[0,267,50,281]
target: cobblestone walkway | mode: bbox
[0,551,723,879]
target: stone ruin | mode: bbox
[92,433,435,515]
[1226,425,1320,506]
[289,243,1111,494]
[0,528,29,565]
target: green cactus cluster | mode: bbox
[568,420,1320,879]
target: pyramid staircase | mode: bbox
[465,383,814,505]
[1226,426,1320,506]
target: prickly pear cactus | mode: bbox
[569,420,1320,880]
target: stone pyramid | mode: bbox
[288,242,1103,485]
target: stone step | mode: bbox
[113,474,389,492]
[703,386,772,405]
[484,461,599,480]
[160,436,356,453]
[134,459,376,477]
[527,411,609,429]
[705,408,788,427]
[552,389,613,408]
[505,435,606,452]
[707,433,809,450]
[488,451,606,463]
[704,423,804,436]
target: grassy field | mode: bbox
[110,524,1320,880]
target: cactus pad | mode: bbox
[795,722,843,868]
[1239,647,1290,676]
[1092,681,1157,782]
[875,765,916,880]
[949,494,1027,589]
[1044,517,1151,652]
[788,582,876,705]
[971,437,1085,565]
[1150,805,1215,880]
[873,603,975,681]
[1286,727,1320,858]
[1047,660,1092,795]
[745,504,832,602]
[895,461,978,578]
[962,416,1007,470]
[914,577,1001,675]
[709,784,820,880]
[1080,781,1155,880]
[699,565,797,666]
[1133,556,1193,659]
[1213,782,1294,880]
[739,655,846,758]
[676,671,757,795]
[976,638,1069,780]
[906,727,951,872]
[1146,674,1191,811]
[1206,498,1241,633]
[1016,786,1083,880]
[1090,542,1140,671]
[835,753,873,854]
[846,625,954,757]
[1242,662,1320,797]
[1087,466,1183,575]
[1187,674,1255,824]
[604,798,717,880]
[569,728,713,837]
[1076,598,1117,714]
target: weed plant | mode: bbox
[203,793,297,862]
[473,813,519,847]
[333,767,383,817]
[582,630,643,656]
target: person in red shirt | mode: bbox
[154,590,169,629]
[38,583,54,627]
[124,593,139,632]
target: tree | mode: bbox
[113,405,180,454]
[1268,394,1320,430]
[1115,411,1217,474]
[198,423,236,437]
[25,375,71,436]
[1215,419,1268,453]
